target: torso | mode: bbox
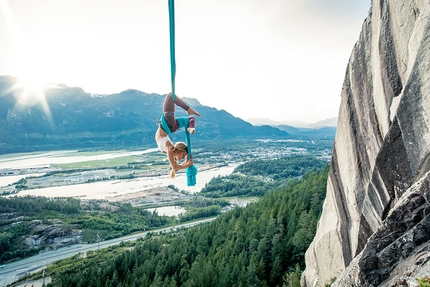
[155,127,173,153]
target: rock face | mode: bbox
[333,172,430,286]
[302,1,430,286]
[12,219,83,252]
[24,222,82,250]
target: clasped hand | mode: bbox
[184,155,194,167]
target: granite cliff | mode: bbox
[302,0,430,286]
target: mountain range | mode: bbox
[0,75,335,154]
[246,116,337,128]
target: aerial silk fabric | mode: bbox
[167,0,197,186]
[168,0,176,102]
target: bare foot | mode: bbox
[187,107,200,116]
[187,128,195,134]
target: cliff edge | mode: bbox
[302,1,430,286]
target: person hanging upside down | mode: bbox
[155,93,200,178]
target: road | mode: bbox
[0,218,216,287]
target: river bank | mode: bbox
[0,149,236,200]
[13,165,235,202]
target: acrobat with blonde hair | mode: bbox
[155,93,200,178]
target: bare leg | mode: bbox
[163,93,190,113]
[163,93,199,133]
[187,107,200,117]
[187,116,196,134]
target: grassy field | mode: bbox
[54,156,140,169]
[53,153,166,170]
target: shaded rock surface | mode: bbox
[333,172,430,286]
[302,0,430,286]
[7,219,82,252]
[24,222,82,250]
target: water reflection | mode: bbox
[147,206,185,217]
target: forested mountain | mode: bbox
[0,197,175,263]
[201,155,328,197]
[45,166,329,287]
[0,75,288,154]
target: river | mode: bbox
[0,149,159,169]
[0,149,235,198]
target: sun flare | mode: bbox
[1,0,53,117]
[11,76,51,117]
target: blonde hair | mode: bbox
[174,142,188,154]
[170,142,188,178]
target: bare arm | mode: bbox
[165,144,193,171]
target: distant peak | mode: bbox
[246,117,337,128]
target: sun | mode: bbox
[11,75,52,117]
[1,0,52,116]
[11,40,53,114]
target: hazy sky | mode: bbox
[0,0,371,124]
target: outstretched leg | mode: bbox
[163,93,200,115]
[163,93,188,113]
[187,107,200,117]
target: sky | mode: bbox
[0,0,371,125]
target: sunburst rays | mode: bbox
[0,0,51,118]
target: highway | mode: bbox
[0,218,216,287]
